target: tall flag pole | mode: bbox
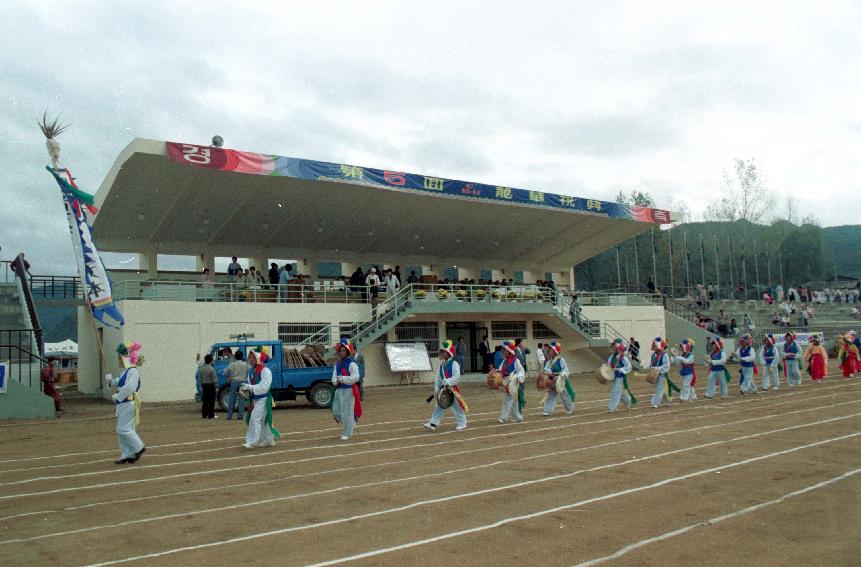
[39,113,124,336]
[727,236,735,297]
[615,245,622,289]
[742,253,749,301]
[753,239,761,295]
[699,233,706,285]
[651,228,658,290]
[683,231,691,292]
[633,235,640,286]
[667,231,674,296]
[778,254,784,289]
[766,243,773,290]
[713,235,720,294]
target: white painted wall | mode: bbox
[78,300,370,402]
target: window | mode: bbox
[514,271,524,284]
[394,321,439,354]
[480,269,493,281]
[444,266,459,281]
[532,321,559,339]
[277,323,330,346]
[491,320,527,340]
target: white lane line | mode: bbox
[3,373,847,465]
[0,404,604,474]
[572,467,861,567]
[82,426,861,566]
[0,391,624,467]
[7,399,856,544]
[6,382,849,481]
[0,399,751,522]
[1,385,852,499]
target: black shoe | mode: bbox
[115,458,134,465]
[134,447,146,462]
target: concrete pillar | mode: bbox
[569,265,576,291]
[298,258,318,281]
[195,252,215,272]
[140,250,158,280]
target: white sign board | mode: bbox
[385,343,432,372]
[0,361,8,394]
[776,332,824,347]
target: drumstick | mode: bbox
[426,394,435,403]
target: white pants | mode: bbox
[762,363,780,389]
[679,373,697,401]
[246,397,275,447]
[785,359,802,386]
[430,398,467,427]
[740,366,757,393]
[650,374,667,407]
[115,402,144,460]
[332,387,356,439]
[608,377,632,412]
[543,387,573,415]
[499,385,523,422]
[706,370,729,398]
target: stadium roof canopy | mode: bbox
[93,139,676,271]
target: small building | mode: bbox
[77,139,676,401]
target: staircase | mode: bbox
[329,285,610,356]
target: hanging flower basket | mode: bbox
[523,291,536,302]
[455,290,468,300]
[436,289,450,299]
[475,289,487,300]
[507,291,519,301]
[492,290,504,301]
[414,289,427,300]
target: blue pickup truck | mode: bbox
[194,340,364,410]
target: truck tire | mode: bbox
[217,386,232,412]
[309,382,334,409]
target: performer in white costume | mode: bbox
[647,337,672,408]
[331,338,362,441]
[497,340,526,424]
[542,340,575,416]
[672,338,698,402]
[735,334,758,395]
[760,334,780,390]
[607,338,635,413]
[705,337,729,399]
[782,332,803,387]
[423,340,468,431]
[241,347,281,449]
[109,342,145,465]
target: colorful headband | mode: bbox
[251,345,270,363]
[501,340,517,355]
[652,337,666,351]
[713,337,724,351]
[548,340,562,355]
[117,341,143,367]
[765,334,775,346]
[336,338,356,355]
[440,339,456,357]
[681,339,694,353]
[613,338,626,353]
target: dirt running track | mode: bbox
[0,366,859,567]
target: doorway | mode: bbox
[444,322,487,373]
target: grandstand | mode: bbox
[62,138,685,402]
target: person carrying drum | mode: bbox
[608,338,634,413]
[671,338,697,402]
[705,337,729,398]
[646,337,672,408]
[542,340,574,416]
[497,340,525,424]
[423,340,468,432]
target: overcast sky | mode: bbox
[2,1,859,275]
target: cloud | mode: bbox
[0,0,859,276]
